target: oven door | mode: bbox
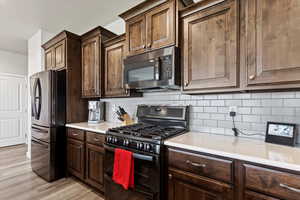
[124,58,161,90]
[104,144,160,200]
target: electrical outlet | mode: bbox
[229,106,237,116]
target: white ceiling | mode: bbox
[0,0,143,54]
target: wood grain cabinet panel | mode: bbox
[242,0,300,89]
[168,168,233,200]
[244,164,300,200]
[146,1,175,50]
[126,15,146,55]
[45,48,55,70]
[168,148,233,183]
[67,138,85,180]
[54,40,66,70]
[104,36,128,97]
[122,0,176,56]
[245,191,279,200]
[82,36,101,97]
[85,143,105,191]
[182,0,238,92]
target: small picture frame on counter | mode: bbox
[265,122,297,146]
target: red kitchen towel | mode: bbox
[113,148,134,190]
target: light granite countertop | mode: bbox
[66,122,122,134]
[165,132,300,172]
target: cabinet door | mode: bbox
[182,0,238,92]
[85,144,105,191]
[245,191,279,200]
[82,36,101,97]
[168,169,233,200]
[242,0,300,88]
[54,40,66,70]
[126,15,146,55]
[45,48,54,70]
[146,1,175,50]
[67,139,85,180]
[104,40,128,97]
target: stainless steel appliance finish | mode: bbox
[123,46,180,91]
[88,101,105,124]
[30,70,66,182]
[105,105,189,200]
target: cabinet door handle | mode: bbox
[142,44,146,49]
[184,81,189,87]
[147,43,152,48]
[186,160,206,168]
[279,183,300,193]
[168,174,172,179]
[249,75,256,80]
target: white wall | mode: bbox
[0,49,27,75]
[27,29,54,158]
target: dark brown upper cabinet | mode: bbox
[42,31,88,123]
[44,39,66,70]
[120,0,180,56]
[240,0,300,91]
[81,27,117,98]
[103,35,141,98]
[181,0,239,94]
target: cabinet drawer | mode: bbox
[244,164,300,200]
[86,132,105,147]
[67,128,85,141]
[168,148,233,183]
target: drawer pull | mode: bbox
[72,133,79,136]
[168,174,172,179]
[249,74,256,80]
[280,183,300,193]
[186,160,206,168]
[93,138,100,142]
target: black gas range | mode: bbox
[104,105,189,200]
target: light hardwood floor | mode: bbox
[0,144,104,200]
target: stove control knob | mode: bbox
[145,144,151,151]
[107,136,112,143]
[123,139,129,146]
[138,143,144,150]
[113,137,118,143]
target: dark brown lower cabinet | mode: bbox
[244,191,279,200]
[85,143,105,191]
[67,128,105,192]
[168,168,233,200]
[67,138,85,180]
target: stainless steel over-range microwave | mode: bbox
[123,46,181,91]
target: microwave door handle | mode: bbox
[154,58,160,81]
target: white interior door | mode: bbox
[0,73,27,147]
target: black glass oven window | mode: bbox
[128,66,155,82]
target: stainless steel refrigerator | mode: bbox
[30,70,66,182]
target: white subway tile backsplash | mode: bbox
[242,100,261,107]
[233,93,251,99]
[271,108,295,116]
[261,99,283,107]
[272,92,295,99]
[242,115,261,123]
[204,107,218,113]
[106,91,300,143]
[225,100,242,106]
[252,107,272,115]
[283,99,300,107]
[211,100,225,107]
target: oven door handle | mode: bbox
[104,144,154,162]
